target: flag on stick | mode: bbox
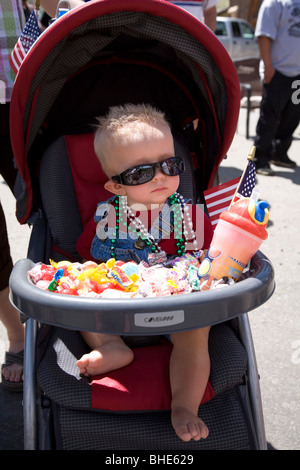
[9,9,40,75]
[204,177,240,228]
[230,146,256,206]
[204,147,257,229]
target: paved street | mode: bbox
[0,107,299,450]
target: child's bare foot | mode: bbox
[171,407,209,442]
[77,341,134,376]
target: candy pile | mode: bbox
[28,254,232,299]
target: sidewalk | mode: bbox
[0,107,299,450]
[222,109,300,451]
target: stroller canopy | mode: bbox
[10,0,240,224]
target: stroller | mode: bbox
[9,0,274,450]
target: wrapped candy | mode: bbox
[136,263,191,297]
[28,253,230,299]
[47,268,64,291]
[109,266,135,289]
[188,265,200,291]
[27,263,57,283]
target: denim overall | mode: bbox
[91,195,186,264]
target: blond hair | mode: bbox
[94,103,171,175]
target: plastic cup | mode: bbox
[199,198,268,281]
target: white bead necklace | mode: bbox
[113,192,199,265]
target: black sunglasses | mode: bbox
[111,156,185,186]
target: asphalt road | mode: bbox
[0,107,299,450]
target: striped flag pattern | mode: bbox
[9,10,40,75]
[204,158,257,229]
[204,177,240,228]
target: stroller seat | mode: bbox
[13,129,271,450]
[33,133,248,449]
[8,0,274,450]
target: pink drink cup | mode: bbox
[199,198,268,281]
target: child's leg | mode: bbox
[169,327,210,442]
[77,332,134,376]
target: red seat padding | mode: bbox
[65,134,111,228]
[91,339,214,411]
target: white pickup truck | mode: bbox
[215,17,260,60]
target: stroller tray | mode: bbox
[10,251,274,335]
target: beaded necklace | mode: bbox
[110,192,199,265]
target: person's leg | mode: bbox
[271,74,300,167]
[77,331,134,376]
[254,71,291,174]
[0,103,24,385]
[169,327,210,442]
[0,203,24,384]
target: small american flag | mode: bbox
[204,158,257,229]
[9,10,40,75]
[204,177,240,228]
[231,159,256,203]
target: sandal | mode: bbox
[1,350,24,392]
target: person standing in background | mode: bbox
[254,0,300,175]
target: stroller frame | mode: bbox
[9,0,275,450]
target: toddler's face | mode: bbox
[104,124,180,210]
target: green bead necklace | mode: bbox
[110,192,198,263]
